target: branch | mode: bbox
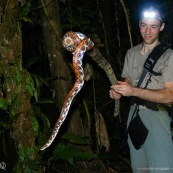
[88,47,120,117]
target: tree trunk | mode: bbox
[0,1,42,172]
[40,0,84,139]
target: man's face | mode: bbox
[139,19,165,45]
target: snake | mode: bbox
[40,31,94,150]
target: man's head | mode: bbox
[139,6,165,45]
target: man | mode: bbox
[110,6,173,172]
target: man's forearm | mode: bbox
[133,87,173,104]
[111,81,173,104]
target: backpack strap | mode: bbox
[137,43,171,87]
[144,43,171,75]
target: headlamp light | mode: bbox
[140,8,164,22]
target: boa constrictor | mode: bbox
[40,31,94,150]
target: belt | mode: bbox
[132,99,159,111]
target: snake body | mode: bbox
[40,31,94,150]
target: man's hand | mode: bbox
[109,89,121,100]
[110,81,134,97]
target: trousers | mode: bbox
[127,106,173,173]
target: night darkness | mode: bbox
[0,0,173,172]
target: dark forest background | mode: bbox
[0,0,173,172]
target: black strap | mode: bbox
[131,43,171,106]
[137,68,148,87]
[144,43,171,72]
[137,43,171,87]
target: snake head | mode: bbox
[63,31,82,53]
[63,31,94,53]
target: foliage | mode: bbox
[33,105,52,147]
[21,0,33,17]
[48,142,97,165]
[61,133,91,145]
[16,145,41,173]
[59,0,101,35]
[0,52,53,172]
[0,98,8,110]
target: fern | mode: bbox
[48,143,97,165]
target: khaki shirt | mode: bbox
[121,43,173,89]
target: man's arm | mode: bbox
[111,81,173,104]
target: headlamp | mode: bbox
[140,8,164,22]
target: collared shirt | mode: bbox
[121,43,173,89]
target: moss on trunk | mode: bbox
[0,1,42,172]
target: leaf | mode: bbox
[33,106,51,146]
[14,72,22,86]
[61,133,91,145]
[118,155,131,168]
[95,111,110,151]
[19,17,33,24]
[26,56,45,69]
[0,98,8,110]
[33,90,39,102]
[26,72,35,97]
[32,116,39,137]
[157,104,172,111]
[33,99,56,104]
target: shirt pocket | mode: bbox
[154,63,165,74]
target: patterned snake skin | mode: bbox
[40,31,94,150]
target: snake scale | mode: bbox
[40,31,94,150]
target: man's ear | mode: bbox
[160,23,165,31]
